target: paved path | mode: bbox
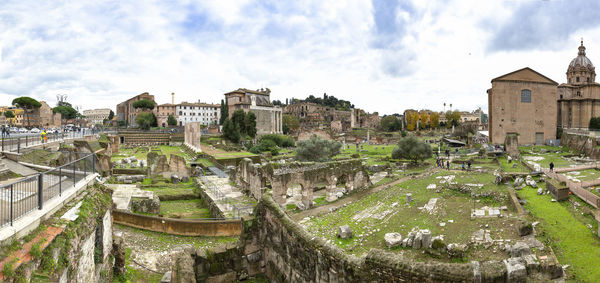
[291,168,438,221]
[2,158,38,176]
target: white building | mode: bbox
[82,108,112,126]
[175,102,220,126]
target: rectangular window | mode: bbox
[521,89,531,103]
[576,77,580,82]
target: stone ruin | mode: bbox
[504,134,520,159]
[184,122,202,153]
[232,158,370,210]
[146,151,190,178]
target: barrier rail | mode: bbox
[0,130,115,153]
[0,153,96,227]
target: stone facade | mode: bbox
[116,92,156,127]
[82,108,111,126]
[487,67,558,144]
[284,102,380,132]
[155,103,176,127]
[225,88,282,134]
[557,41,600,129]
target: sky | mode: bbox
[1,0,599,115]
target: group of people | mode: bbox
[435,153,472,171]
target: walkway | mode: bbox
[544,169,600,209]
[291,168,438,221]
[198,175,255,218]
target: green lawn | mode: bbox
[562,169,600,182]
[160,199,211,219]
[498,157,528,172]
[517,185,600,282]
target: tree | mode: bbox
[446,110,461,128]
[282,114,299,134]
[419,112,430,129]
[132,99,155,110]
[53,105,78,119]
[430,112,440,128]
[219,99,229,125]
[222,118,240,143]
[590,117,600,130]
[12,97,41,127]
[392,136,432,163]
[108,110,115,120]
[245,112,257,138]
[295,135,342,162]
[231,109,247,136]
[4,110,14,119]
[405,111,419,131]
[272,100,283,106]
[167,114,177,126]
[135,112,156,130]
[380,115,401,131]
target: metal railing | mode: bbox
[0,153,96,228]
[0,129,114,153]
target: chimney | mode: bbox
[171,92,174,104]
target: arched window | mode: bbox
[521,89,531,103]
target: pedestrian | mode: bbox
[467,160,471,171]
[446,160,450,170]
[1,127,5,138]
[41,129,47,144]
[461,162,465,170]
[549,162,554,172]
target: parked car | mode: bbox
[29,128,40,133]
[19,128,28,133]
[9,127,18,133]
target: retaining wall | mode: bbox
[112,210,241,237]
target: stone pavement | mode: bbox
[107,184,158,211]
[198,175,254,218]
[1,158,38,176]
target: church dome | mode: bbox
[566,40,596,85]
[569,41,594,70]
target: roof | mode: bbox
[491,67,558,85]
[224,88,271,96]
[177,102,219,107]
[443,138,466,145]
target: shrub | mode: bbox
[295,135,341,162]
[30,241,43,259]
[391,136,432,163]
[590,117,600,130]
[260,134,295,147]
[135,112,157,130]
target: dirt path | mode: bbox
[291,168,438,221]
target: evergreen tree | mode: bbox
[245,112,257,138]
[232,109,247,136]
[222,118,240,143]
[219,99,229,125]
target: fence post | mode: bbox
[10,184,13,226]
[59,167,62,196]
[92,154,95,174]
[73,162,76,184]
[84,156,87,177]
[17,137,20,153]
[38,173,43,210]
[25,135,28,147]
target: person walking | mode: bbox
[41,129,46,144]
[1,127,5,138]
[446,160,450,170]
[549,162,554,172]
[461,162,466,171]
[467,160,472,171]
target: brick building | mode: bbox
[224,88,282,134]
[116,92,156,127]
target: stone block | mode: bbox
[337,225,352,239]
[510,242,530,258]
[517,220,533,236]
[420,229,432,249]
[413,231,422,249]
[504,258,527,282]
[181,176,190,183]
[384,233,403,248]
[171,174,180,184]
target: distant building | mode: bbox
[557,41,600,129]
[175,101,220,126]
[156,103,176,127]
[224,88,282,134]
[487,67,558,145]
[116,92,155,127]
[83,108,111,126]
[284,102,379,132]
[23,101,61,128]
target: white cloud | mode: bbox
[0,0,597,116]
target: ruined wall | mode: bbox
[233,159,370,210]
[184,122,202,152]
[561,132,600,159]
[297,130,332,141]
[10,186,114,282]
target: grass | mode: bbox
[561,169,600,182]
[304,170,518,261]
[517,184,600,282]
[160,199,211,219]
[142,186,195,198]
[498,157,528,173]
[115,224,238,250]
